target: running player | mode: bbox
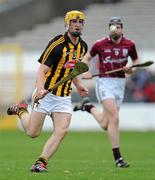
[74,16,140,168]
[7,10,88,172]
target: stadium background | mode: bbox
[0,0,155,131]
[0,1,155,180]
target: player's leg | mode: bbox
[73,97,108,130]
[75,97,120,148]
[103,98,129,167]
[30,93,72,173]
[22,110,46,137]
[103,99,119,148]
[89,105,109,130]
[31,112,71,172]
[99,77,129,168]
[7,102,46,137]
[41,112,71,159]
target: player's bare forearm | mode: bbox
[82,52,92,66]
[35,64,50,99]
[73,77,88,96]
[81,53,92,79]
[72,77,82,88]
[36,64,50,90]
[36,71,45,91]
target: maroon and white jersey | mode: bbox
[90,36,138,78]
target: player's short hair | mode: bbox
[64,10,85,27]
[109,16,123,28]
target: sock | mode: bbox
[112,147,122,161]
[18,109,28,118]
[84,104,95,113]
[36,157,48,165]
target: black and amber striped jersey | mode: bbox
[38,32,88,97]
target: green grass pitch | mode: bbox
[0,130,155,180]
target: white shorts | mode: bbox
[32,92,72,115]
[95,77,126,107]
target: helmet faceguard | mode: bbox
[64,10,85,37]
[109,16,123,28]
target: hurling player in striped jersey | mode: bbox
[7,10,88,172]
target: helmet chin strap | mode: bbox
[110,34,121,41]
[65,22,82,37]
[69,31,81,37]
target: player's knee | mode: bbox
[102,124,108,130]
[60,128,69,137]
[55,128,69,140]
[112,116,119,125]
[100,120,108,130]
[27,129,40,138]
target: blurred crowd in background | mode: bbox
[125,69,155,103]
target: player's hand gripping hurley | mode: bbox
[33,61,88,104]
